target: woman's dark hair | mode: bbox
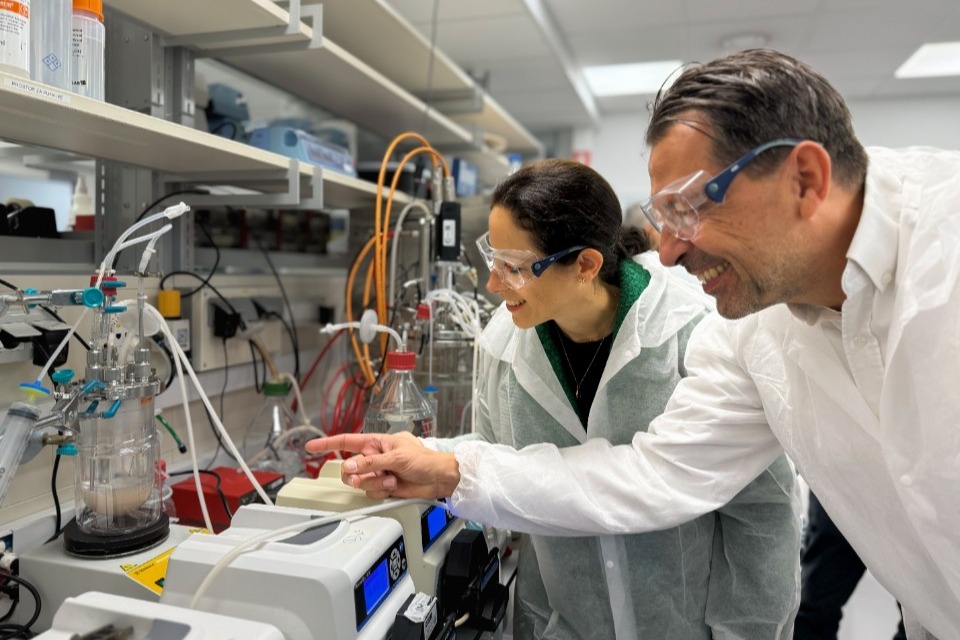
[490,159,648,286]
[647,49,868,190]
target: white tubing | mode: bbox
[245,424,326,468]
[162,308,214,532]
[145,304,273,507]
[279,372,311,428]
[388,200,432,306]
[37,209,186,383]
[188,498,446,610]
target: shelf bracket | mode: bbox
[160,159,324,210]
[162,0,323,56]
[413,87,484,116]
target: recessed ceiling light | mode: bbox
[896,42,960,78]
[719,32,769,52]
[583,60,683,97]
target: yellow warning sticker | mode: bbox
[124,529,209,596]
[124,547,175,596]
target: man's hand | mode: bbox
[305,433,461,500]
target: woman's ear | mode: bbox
[577,248,604,281]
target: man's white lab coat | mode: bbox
[450,147,960,639]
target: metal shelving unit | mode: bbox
[109,0,476,148]
[315,0,544,157]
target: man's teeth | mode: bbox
[697,263,728,283]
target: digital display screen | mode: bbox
[425,506,448,544]
[363,559,390,615]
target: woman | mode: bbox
[309,159,800,639]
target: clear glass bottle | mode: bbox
[246,380,302,481]
[364,351,436,437]
[74,396,162,535]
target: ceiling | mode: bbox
[386,0,960,134]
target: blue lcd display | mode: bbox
[425,506,448,544]
[363,559,390,615]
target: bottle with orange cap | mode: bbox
[364,350,436,437]
[70,0,104,101]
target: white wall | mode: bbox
[576,94,960,208]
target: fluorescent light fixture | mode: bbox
[583,60,682,97]
[895,42,960,78]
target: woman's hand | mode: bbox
[305,433,461,500]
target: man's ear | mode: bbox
[794,141,831,219]
[576,248,604,281]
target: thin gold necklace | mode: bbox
[557,330,608,400]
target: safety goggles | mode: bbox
[475,231,585,290]
[641,137,803,241]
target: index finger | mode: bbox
[305,434,380,455]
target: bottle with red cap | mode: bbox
[364,350,436,437]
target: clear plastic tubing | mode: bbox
[31,0,71,89]
[70,0,103,100]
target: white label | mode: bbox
[0,0,30,74]
[442,219,456,247]
[4,75,71,103]
[404,593,437,638]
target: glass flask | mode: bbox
[365,351,436,437]
[74,396,162,535]
[246,380,302,481]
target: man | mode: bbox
[307,49,959,639]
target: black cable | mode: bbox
[0,574,41,639]
[39,306,90,351]
[164,220,220,299]
[204,338,237,469]
[256,240,300,381]
[0,279,91,352]
[109,189,209,271]
[133,190,208,225]
[44,453,62,544]
[169,469,233,520]
[159,272,238,315]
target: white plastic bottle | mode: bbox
[70,174,93,230]
[31,0,71,89]
[0,0,31,78]
[70,0,103,100]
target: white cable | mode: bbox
[145,304,273,507]
[188,498,447,610]
[161,307,214,532]
[279,372,311,428]
[389,200,432,306]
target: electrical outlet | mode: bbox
[0,530,11,554]
[0,529,16,602]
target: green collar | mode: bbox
[535,260,651,416]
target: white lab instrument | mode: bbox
[161,503,415,640]
[18,524,200,631]
[34,591,284,640]
[279,461,463,597]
